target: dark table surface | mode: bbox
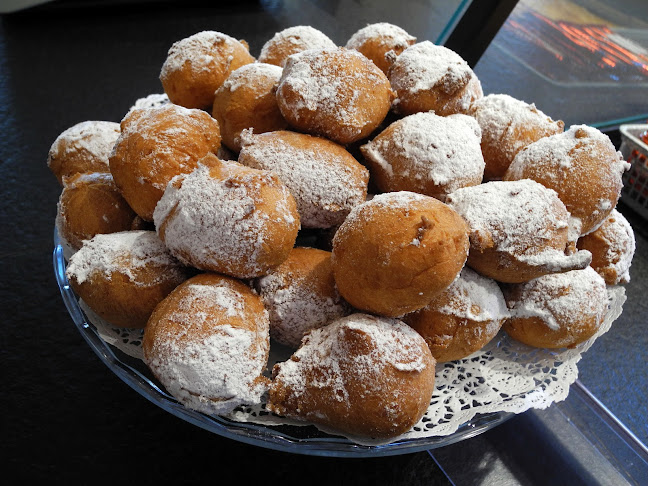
[2,2,647,484]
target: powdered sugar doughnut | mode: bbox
[154,154,300,279]
[255,247,351,348]
[504,125,630,237]
[212,63,288,152]
[56,172,138,256]
[389,41,482,116]
[127,93,170,115]
[109,104,221,221]
[48,120,120,185]
[143,273,270,415]
[258,25,336,67]
[577,209,635,285]
[65,230,190,329]
[502,266,608,349]
[446,180,592,283]
[332,191,469,317]
[238,130,369,228]
[160,31,255,110]
[468,94,564,181]
[404,268,509,362]
[276,48,394,144]
[345,22,416,75]
[268,313,436,444]
[360,112,484,200]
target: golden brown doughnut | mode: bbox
[254,247,351,348]
[404,267,509,362]
[577,209,635,285]
[109,104,221,221]
[268,313,436,443]
[388,41,482,117]
[360,112,484,200]
[504,125,630,237]
[159,31,255,110]
[258,25,337,67]
[446,180,592,283]
[212,63,289,152]
[238,130,369,228]
[56,172,137,255]
[502,267,608,349]
[47,120,120,185]
[65,230,190,329]
[331,191,469,317]
[154,154,300,279]
[276,48,394,144]
[345,22,416,75]
[468,94,564,181]
[143,273,270,414]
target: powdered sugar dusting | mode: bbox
[579,208,636,284]
[389,41,471,95]
[153,161,298,276]
[116,104,219,191]
[470,93,562,162]
[272,314,430,399]
[277,48,387,134]
[65,230,180,285]
[181,283,247,319]
[238,131,368,228]
[362,112,484,194]
[506,125,630,236]
[506,267,608,333]
[436,268,509,323]
[446,180,591,271]
[160,31,242,78]
[222,63,283,93]
[259,26,336,65]
[48,120,120,169]
[256,253,350,348]
[127,93,170,114]
[346,22,415,50]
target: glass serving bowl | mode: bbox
[52,229,516,457]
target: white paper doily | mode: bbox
[81,286,626,443]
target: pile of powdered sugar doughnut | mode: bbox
[50,22,636,445]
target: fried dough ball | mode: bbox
[127,93,170,115]
[404,268,509,362]
[446,180,592,283]
[268,313,436,444]
[258,25,337,67]
[389,41,483,117]
[48,120,120,185]
[360,112,484,200]
[331,191,469,317]
[577,209,635,285]
[160,31,255,110]
[468,94,565,181]
[211,63,288,152]
[109,104,221,221]
[504,125,630,237]
[154,154,300,279]
[143,273,270,415]
[276,48,394,144]
[254,247,351,348]
[238,130,369,228]
[56,172,138,256]
[502,267,608,349]
[65,230,190,329]
[345,22,416,75]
